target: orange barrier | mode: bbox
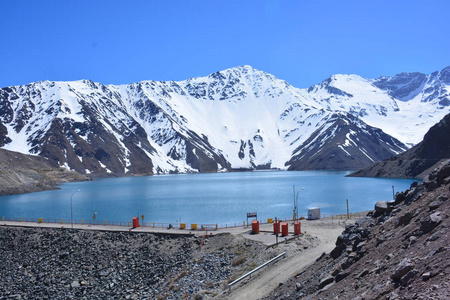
[251,220,260,234]
[294,221,301,235]
[273,220,281,234]
[281,222,289,236]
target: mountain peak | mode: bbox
[437,65,450,84]
[1,65,449,175]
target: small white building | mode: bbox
[307,208,321,220]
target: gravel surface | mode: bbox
[0,228,286,299]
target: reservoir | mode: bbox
[0,171,416,225]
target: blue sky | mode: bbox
[1,0,449,89]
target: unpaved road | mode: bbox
[220,219,351,299]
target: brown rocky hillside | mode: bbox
[264,159,450,299]
[0,148,89,196]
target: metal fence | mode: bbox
[1,212,362,230]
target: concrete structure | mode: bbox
[308,208,321,220]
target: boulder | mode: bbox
[429,194,447,210]
[397,212,413,227]
[318,275,334,289]
[391,258,414,280]
[375,201,388,214]
[420,212,443,234]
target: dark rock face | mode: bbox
[0,122,11,147]
[350,112,450,179]
[263,160,450,300]
[414,112,450,160]
[286,113,407,171]
[373,66,450,106]
[373,72,428,101]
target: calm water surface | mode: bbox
[0,171,417,224]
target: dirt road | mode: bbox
[221,219,350,299]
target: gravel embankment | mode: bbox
[0,227,284,299]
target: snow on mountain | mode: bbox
[286,112,407,170]
[0,65,449,175]
[303,67,450,146]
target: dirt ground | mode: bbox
[219,217,357,299]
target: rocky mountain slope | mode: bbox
[350,112,450,179]
[0,148,89,196]
[286,112,406,170]
[264,159,450,299]
[1,65,449,175]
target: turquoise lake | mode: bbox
[0,171,417,225]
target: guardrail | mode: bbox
[228,251,286,290]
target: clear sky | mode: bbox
[1,0,449,89]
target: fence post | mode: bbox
[82,219,84,225]
[61,218,64,224]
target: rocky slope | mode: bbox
[350,112,450,179]
[0,227,315,299]
[0,148,89,196]
[264,159,450,299]
[1,66,449,175]
[286,112,406,170]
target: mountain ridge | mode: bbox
[1,65,449,175]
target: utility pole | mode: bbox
[293,186,296,221]
[346,199,349,220]
[70,189,80,229]
[275,217,278,244]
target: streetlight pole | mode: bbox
[292,185,297,222]
[293,186,304,222]
[71,189,80,229]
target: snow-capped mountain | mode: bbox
[286,112,407,170]
[0,65,449,175]
[303,66,450,146]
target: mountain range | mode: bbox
[0,65,449,175]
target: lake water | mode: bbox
[0,171,417,225]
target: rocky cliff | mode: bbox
[265,159,450,299]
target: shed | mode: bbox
[307,208,321,220]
